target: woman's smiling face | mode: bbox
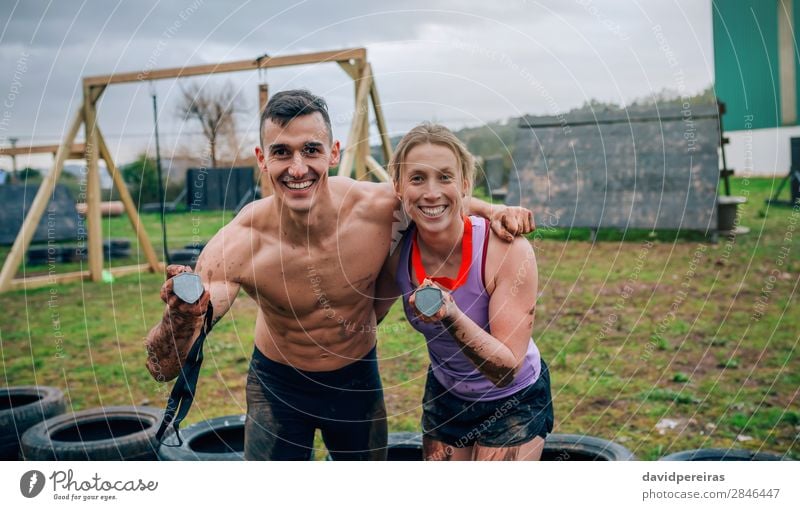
[398,142,468,234]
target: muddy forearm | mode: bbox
[442,309,519,387]
[145,308,203,382]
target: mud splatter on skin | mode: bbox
[423,439,453,461]
[145,309,201,381]
[337,321,358,341]
[146,264,212,380]
[441,317,515,387]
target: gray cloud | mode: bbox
[0,0,713,167]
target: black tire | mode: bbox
[168,248,201,268]
[326,432,635,461]
[158,415,246,461]
[104,238,131,261]
[21,406,163,461]
[62,245,85,262]
[0,386,66,460]
[26,245,62,265]
[385,432,424,461]
[324,432,424,461]
[104,238,131,251]
[660,448,787,461]
[106,249,131,260]
[542,433,636,461]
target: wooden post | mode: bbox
[355,107,369,179]
[83,84,104,282]
[370,77,393,167]
[337,61,359,80]
[3,49,392,292]
[257,83,273,198]
[354,63,370,180]
[366,155,390,182]
[8,263,155,292]
[95,126,162,273]
[0,143,86,157]
[0,108,84,292]
[339,63,372,178]
[84,48,368,87]
[258,83,270,113]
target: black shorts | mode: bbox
[421,359,554,448]
[244,346,387,460]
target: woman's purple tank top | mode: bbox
[396,216,541,402]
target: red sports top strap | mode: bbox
[411,216,472,291]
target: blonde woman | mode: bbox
[376,123,553,461]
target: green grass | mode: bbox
[672,372,690,383]
[643,388,701,405]
[0,210,236,278]
[729,409,799,436]
[1,177,798,460]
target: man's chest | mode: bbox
[239,224,392,312]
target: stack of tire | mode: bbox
[103,238,132,260]
[158,415,246,461]
[20,406,164,461]
[25,246,62,266]
[74,238,131,261]
[168,244,206,269]
[541,434,636,461]
[26,238,131,265]
[2,386,792,461]
[157,418,422,461]
[371,434,789,461]
[0,386,66,460]
[60,244,84,263]
[321,432,637,461]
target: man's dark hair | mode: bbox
[259,89,332,147]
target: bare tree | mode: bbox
[176,81,245,167]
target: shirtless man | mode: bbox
[144,89,534,460]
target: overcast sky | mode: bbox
[0,0,713,168]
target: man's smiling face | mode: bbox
[256,112,340,213]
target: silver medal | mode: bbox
[415,286,444,317]
[173,272,204,304]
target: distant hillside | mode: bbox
[371,85,716,187]
[370,120,519,183]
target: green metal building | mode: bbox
[714,0,799,130]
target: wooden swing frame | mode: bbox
[0,47,392,292]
